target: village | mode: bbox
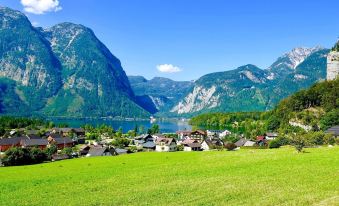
[1,124,338,165]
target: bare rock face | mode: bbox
[327,51,339,80]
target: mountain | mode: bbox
[267,47,323,78]
[128,76,193,113]
[0,7,62,113]
[0,7,149,118]
[171,47,329,116]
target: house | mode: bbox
[206,130,231,138]
[135,134,154,143]
[219,130,232,138]
[0,136,28,152]
[155,138,177,152]
[51,128,85,137]
[190,130,207,139]
[265,132,278,140]
[79,145,91,156]
[256,136,267,146]
[243,140,256,147]
[326,126,339,137]
[47,134,74,149]
[20,139,48,150]
[73,128,85,136]
[206,130,222,137]
[176,130,192,140]
[86,146,115,157]
[142,141,156,150]
[234,138,247,147]
[201,138,224,151]
[183,139,202,151]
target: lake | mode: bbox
[48,118,192,133]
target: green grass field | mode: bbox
[0,147,338,206]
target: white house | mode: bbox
[155,138,177,152]
[265,132,278,140]
[219,130,232,138]
[201,138,224,151]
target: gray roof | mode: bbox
[21,139,48,146]
[0,136,28,145]
[115,148,128,154]
[143,141,156,148]
[326,126,339,136]
[185,143,201,148]
[87,147,112,156]
[235,138,247,147]
[52,137,73,144]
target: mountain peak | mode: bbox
[282,46,323,69]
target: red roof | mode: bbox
[256,136,265,141]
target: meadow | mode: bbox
[0,147,338,206]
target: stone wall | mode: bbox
[327,51,339,80]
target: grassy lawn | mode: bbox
[0,147,338,206]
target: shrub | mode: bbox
[177,144,184,151]
[2,147,31,166]
[30,147,47,164]
[225,142,237,151]
[268,139,281,149]
[269,136,290,149]
[127,146,137,153]
[61,147,73,157]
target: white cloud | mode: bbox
[20,0,62,15]
[31,21,39,26]
[157,64,182,73]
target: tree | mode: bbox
[289,133,308,153]
[45,145,57,159]
[30,147,47,164]
[148,124,160,135]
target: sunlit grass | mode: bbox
[0,147,338,205]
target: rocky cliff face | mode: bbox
[170,48,329,116]
[0,7,149,117]
[327,41,339,80]
[0,7,61,111]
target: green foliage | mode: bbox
[268,139,281,149]
[45,145,57,159]
[29,147,47,164]
[127,146,137,153]
[2,147,47,166]
[148,124,160,134]
[177,144,184,151]
[289,133,308,153]
[111,138,130,148]
[61,147,73,157]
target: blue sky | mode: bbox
[1,0,339,81]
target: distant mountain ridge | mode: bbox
[128,76,193,113]
[169,47,329,116]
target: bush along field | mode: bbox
[0,147,338,206]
